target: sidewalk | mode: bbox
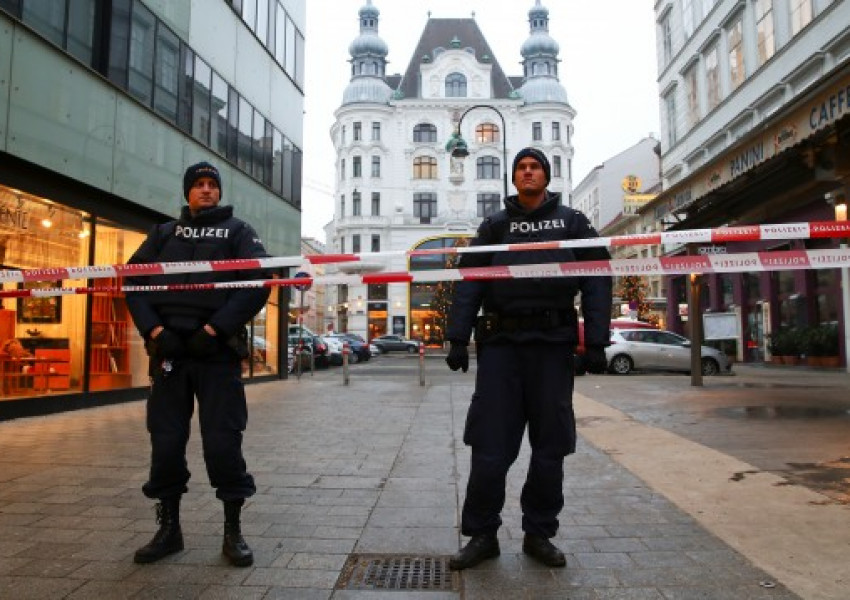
[0,364,842,599]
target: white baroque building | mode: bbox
[324,0,577,343]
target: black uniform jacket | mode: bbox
[446,191,612,346]
[125,205,271,340]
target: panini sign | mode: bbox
[661,70,850,209]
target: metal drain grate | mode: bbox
[336,554,458,591]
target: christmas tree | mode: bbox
[616,275,652,321]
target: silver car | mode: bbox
[605,329,732,376]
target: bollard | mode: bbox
[296,339,303,380]
[342,341,350,386]
[419,341,425,386]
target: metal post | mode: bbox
[418,341,425,386]
[297,289,305,380]
[689,273,703,387]
[342,341,350,386]
[841,242,850,373]
[451,104,509,199]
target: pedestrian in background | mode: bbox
[126,161,270,567]
[445,147,612,570]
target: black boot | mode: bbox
[134,496,184,564]
[448,534,500,570]
[522,534,566,567]
[222,499,253,567]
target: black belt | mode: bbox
[478,310,570,334]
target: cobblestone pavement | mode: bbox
[0,359,846,599]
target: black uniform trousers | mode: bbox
[143,352,255,501]
[461,343,576,539]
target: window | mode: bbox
[552,122,560,141]
[413,123,437,143]
[127,2,156,105]
[371,156,381,178]
[353,121,362,141]
[237,96,253,171]
[664,90,678,146]
[371,235,380,253]
[340,194,345,217]
[352,234,361,254]
[413,156,437,179]
[532,122,542,141]
[755,0,775,66]
[353,155,362,178]
[341,125,346,145]
[445,72,467,97]
[340,158,345,180]
[210,73,229,156]
[685,64,699,127]
[368,282,388,300]
[371,192,380,216]
[252,108,267,183]
[372,122,381,141]
[790,0,812,35]
[728,16,744,91]
[553,155,562,178]
[192,56,212,145]
[682,0,695,38]
[340,236,345,253]
[413,193,437,224]
[476,123,500,144]
[705,42,720,110]
[477,193,501,218]
[476,156,500,180]
[660,12,673,65]
[352,191,361,216]
[22,2,64,46]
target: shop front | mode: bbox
[0,180,282,417]
[657,64,850,367]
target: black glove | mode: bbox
[187,328,220,358]
[446,341,469,373]
[584,346,608,374]
[148,329,185,359]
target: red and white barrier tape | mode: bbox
[2,220,849,285]
[3,248,849,299]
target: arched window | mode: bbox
[413,123,437,143]
[476,156,501,180]
[475,123,500,144]
[445,72,467,97]
[413,156,438,179]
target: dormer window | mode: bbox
[445,72,467,97]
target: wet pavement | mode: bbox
[0,358,847,599]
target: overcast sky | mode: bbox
[301,0,660,242]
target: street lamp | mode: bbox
[835,197,850,373]
[445,104,509,198]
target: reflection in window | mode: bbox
[476,123,500,144]
[413,123,437,143]
[371,192,380,216]
[238,96,252,171]
[477,193,500,218]
[728,16,744,90]
[413,193,437,224]
[790,0,812,35]
[211,73,229,156]
[67,0,96,64]
[128,3,155,105]
[445,72,467,97]
[705,43,720,110]
[476,156,500,180]
[371,156,381,178]
[192,56,212,145]
[153,24,179,121]
[22,2,65,47]
[532,122,542,141]
[755,0,775,66]
[413,156,437,179]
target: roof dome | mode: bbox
[349,32,388,57]
[342,77,394,105]
[521,32,559,57]
[517,77,568,105]
[529,0,549,20]
[359,0,379,19]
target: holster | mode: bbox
[226,327,251,359]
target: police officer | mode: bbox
[126,161,270,567]
[445,147,612,570]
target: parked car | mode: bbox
[369,343,381,357]
[371,334,420,353]
[605,328,732,376]
[325,333,371,363]
[575,318,658,375]
[286,335,329,370]
[321,335,344,366]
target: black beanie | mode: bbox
[183,161,222,200]
[512,147,551,185]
